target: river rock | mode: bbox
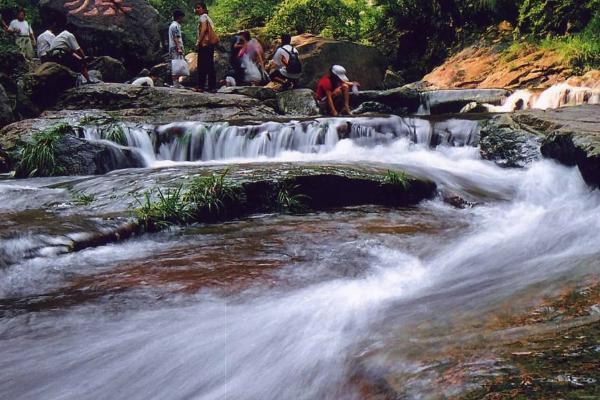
[481,105,600,187]
[22,63,77,109]
[276,89,319,116]
[89,56,128,83]
[383,69,405,89]
[54,83,277,123]
[479,114,543,168]
[350,86,420,114]
[0,84,14,128]
[419,89,510,114]
[39,0,162,72]
[217,86,277,101]
[352,101,393,115]
[291,34,387,90]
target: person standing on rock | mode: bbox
[5,8,36,60]
[37,21,57,64]
[194,2,218,93]
[169,9,186,89]
[48,15,91,83]
[315,65,358,116]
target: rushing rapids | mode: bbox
[1,113,599,399]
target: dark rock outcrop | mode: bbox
[89,56,129,83]
[55,83,278,123]
[39,0,162,72]
[481,105,600,187]
[350,86,420,114]
[22,63,77,109]
[0,84,14,128]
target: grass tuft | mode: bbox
[72,191,95,206]
[134,185,192,230]
[183,169,242,215]
[381,170,411,189]
[276,183,310,213]
[15,124,70,177]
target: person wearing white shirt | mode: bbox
[5,9,36,59]
[269,33,301,88]
[48,15,91,83]
[37,23,56,63]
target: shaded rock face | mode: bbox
[0,147,12,173]
[350,86,421,114]
[291,34,387,90]
[89,56,129,83]
[479,114,543,168]
[480,105,600,187]
[39,0,162,72]
[54,83,277,123]
[276,89,319,116]
[22,63,77,109]
[54,134,144,176]
[383,69,405,89]
[0,84,14,128]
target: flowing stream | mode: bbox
[1,115,599,399]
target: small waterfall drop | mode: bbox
[81,116,481,167]
[485,82,600,112]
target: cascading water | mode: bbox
[2,112,600,399]
[82,116,481,167]
[484,82,600,112]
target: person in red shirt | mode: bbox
[315,65,358,116]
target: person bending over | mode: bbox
[37,21,57,63]
[47,15,91,82]
[269,33,301,89]
[315,65,358,116]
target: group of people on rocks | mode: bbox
[1,4,359,116]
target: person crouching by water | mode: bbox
[37,20,57,64]
[194,2,218,93]
[315,65,359,116]
[4,8,36,60]
[168,9,186,89]
[47,15,91,83]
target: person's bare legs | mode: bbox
[341,84,352,115]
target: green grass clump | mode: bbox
[134,185,192,230]
[16,124,70,177]
[381,170,410,189]
[183,169,242,215]
[101,124,127,146]
[276,183,309,213]
[72,191,95,206]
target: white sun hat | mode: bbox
[332,65,350,82]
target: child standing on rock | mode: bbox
[169,9,186,89]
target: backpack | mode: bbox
[282,47,302,75]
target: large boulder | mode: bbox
[22,62,77,109]
[480,105,600,187]
[276,89,319,116]
[54,83,278,123]
[39,0,162,73]
[89,56,128,83]
[350,86,421,114]
[291,34,387,90]
[0,84,14,128]
[217,86,277,101]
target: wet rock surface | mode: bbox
[276,89,319,116]
[481,105,600,186]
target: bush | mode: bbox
[15,124,70,177]
[266,0,366,41]
[517,0,597,36]
[211,0,282,31]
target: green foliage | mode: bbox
[276,183,309,213]
[183,169,241,214]
[381,170,410,189]
[147,0,198,47]
[16,124,70,177]
[101,124,127,146]
[517,0,597,36]
[211,0,282,31]
[0,0,40,28]
[266,0,367,41]
[72,191,95,206]
[134,185,192,230]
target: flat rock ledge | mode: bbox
[480,105,600,187]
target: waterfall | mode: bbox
[81,116,481,167]
[484,82,600,112]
